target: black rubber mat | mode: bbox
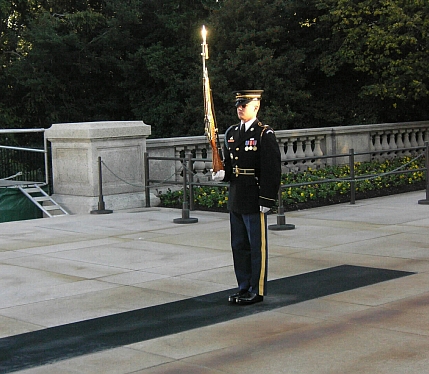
[0,265,413,373]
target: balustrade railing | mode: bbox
[370,127,428,161]
[147,120,429,184]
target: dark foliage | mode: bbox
[1,0,428,140]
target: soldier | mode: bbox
[212,90,281,304]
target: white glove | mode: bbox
[260,206,270,213]
[211,169,225,182]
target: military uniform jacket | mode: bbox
[222,118,281,214]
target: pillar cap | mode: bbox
[46,121,151,140]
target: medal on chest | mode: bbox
[244,138,258,151]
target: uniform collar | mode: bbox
[241,118,257,132]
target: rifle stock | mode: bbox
[210,132,224,172]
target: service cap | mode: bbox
[233,90,264,107]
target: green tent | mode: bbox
[0,188,43,222]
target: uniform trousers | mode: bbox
[229,210,268,296]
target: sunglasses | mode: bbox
[237,103,259,110]
[236,103,251,109]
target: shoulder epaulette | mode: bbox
[258,122,275,140]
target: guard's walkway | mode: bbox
[1,191,429,373]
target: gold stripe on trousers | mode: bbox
[258,211,267,295]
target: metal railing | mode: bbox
[0,129,49,185]
[280,146,426,205]
[144,143,428,216]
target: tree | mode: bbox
[207,0,314,130]
[0,0,48,130]
[125,0,211,137]
[1,0,428,138]
[3,0,148,128]
[0,0,214,137]
[205,0,370,130]
[316,0,429,122]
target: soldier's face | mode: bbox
[236,102,259,122]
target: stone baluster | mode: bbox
[204,148,214,179]
[403,130,412,156]
[424,130,429,144]
[295,137,306,171]
[373,132,383,161]
[409,130,418,155]
[193,146,207,182]
[369,133,375,159]
[380,132,390,160]
[175,146,186,181]
[381,132,390,150]
[417,130,425,147]
[277,138,288,174]
[305,137,315,169]
[396,130,405,156]
[313,136,324,168]
[284,137,297,172]
[388,131,398,154]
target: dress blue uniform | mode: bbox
[221,90,281,304]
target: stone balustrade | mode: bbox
[147,120,429,183]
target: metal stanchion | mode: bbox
[144,152,151,208]
[349,148,356,204]
[268,187,295,230]
[174,153,198,224]
[418,142,429,205]
[90,156,113,214]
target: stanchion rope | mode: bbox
[334,153,424,184]
[101,160,182,189]
[101,152,424,190]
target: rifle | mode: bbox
[201,26,224,173]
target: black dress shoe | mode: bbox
[228,289,247,303]
[236,292,263,305]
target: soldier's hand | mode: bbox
[211,170,225,182]
[260,206,270,213]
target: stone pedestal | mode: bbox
[45,121,158,214]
